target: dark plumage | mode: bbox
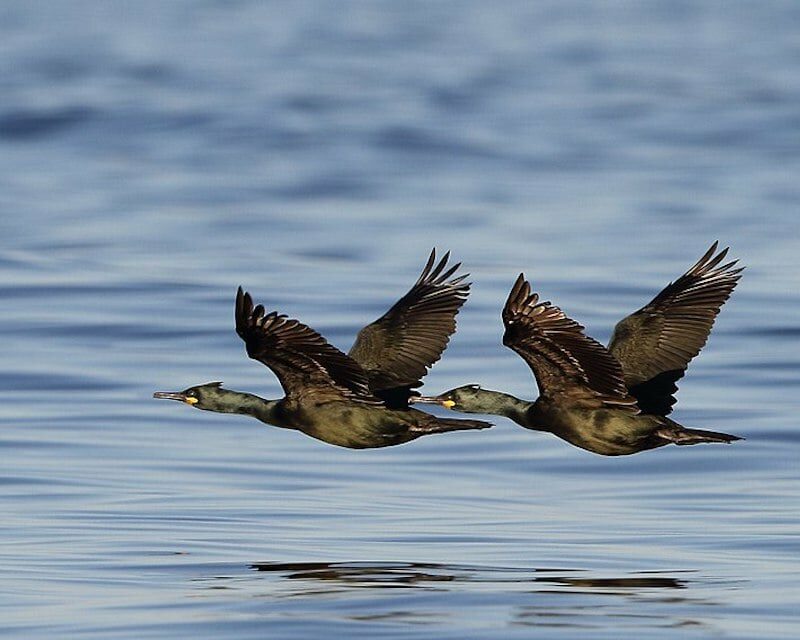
[414,243,743,456]
[349,249,470,408]
[609,241,743,415]
[154,251,490,449]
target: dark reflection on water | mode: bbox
[254,561,465,586]
[184,561,711,633]
[251,560,687,592]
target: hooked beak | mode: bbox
[410,395,455,409]
[153,391,198,405]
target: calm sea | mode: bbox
[2,2,799,638]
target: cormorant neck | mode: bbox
[469,389,532,426]
[207,390,283,427]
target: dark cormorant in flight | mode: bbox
[414,243,742,455]
[155,251,491,448]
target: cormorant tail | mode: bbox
[657,425,742,445]
[414,417,493,434]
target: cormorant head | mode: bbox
[153,382,229,411]
[411,384,486,413]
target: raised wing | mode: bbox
[236,288,382,405]
[608,242,743,414]
[348,249,469,402]
[502,274,638,410]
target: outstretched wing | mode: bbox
[502,274,638,410]
[236,288,382,405]
[609,242,743,415]
[348,249,469,401]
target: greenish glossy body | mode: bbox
[277,400,450,449]
[528,397,666,456]
[155,383,490,449]
[414,385,737,456]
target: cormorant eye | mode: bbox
[186,390,196,397]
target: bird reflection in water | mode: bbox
[251,560,687,592]
[192,561,720,631]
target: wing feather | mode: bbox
[609,242,743,414]
[235,287,382,405]
[348,249,469,397]
[502,274,638,410]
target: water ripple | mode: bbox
[0,106,95,140]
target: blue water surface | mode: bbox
[1,2,799,638]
